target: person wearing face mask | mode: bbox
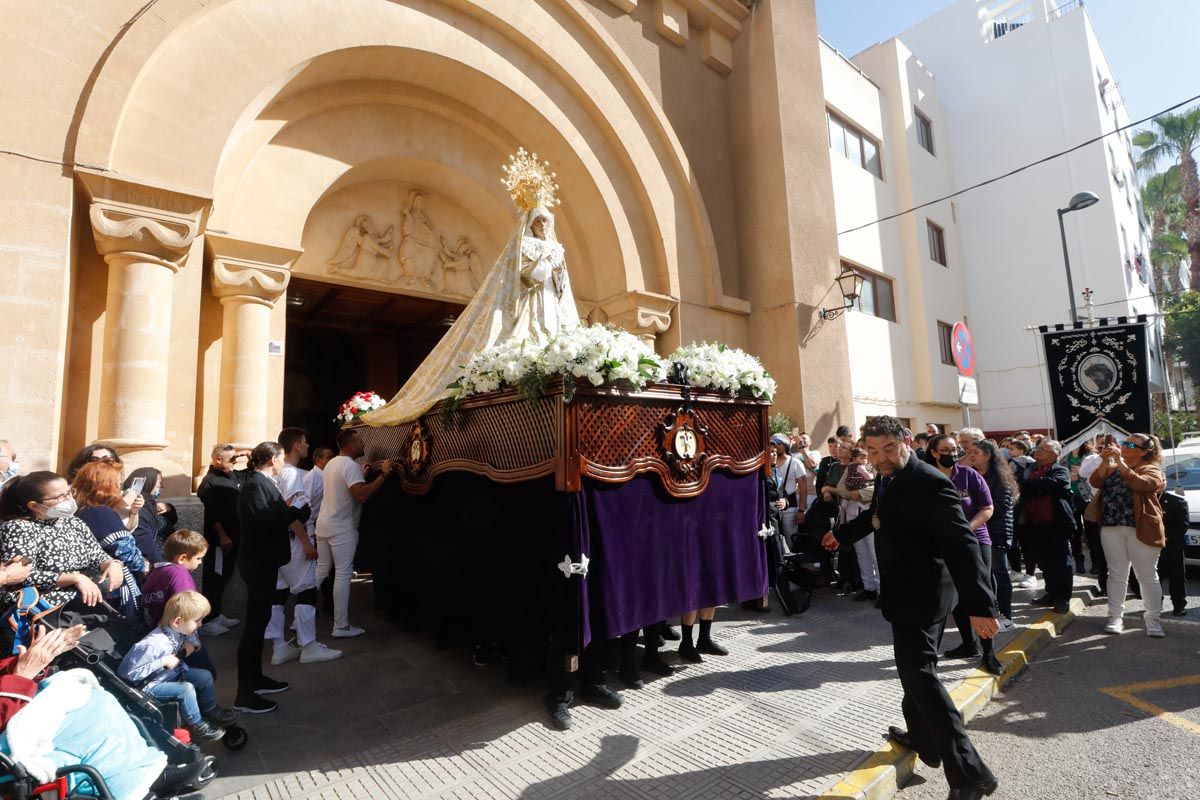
[233,441,311,714]
[0,440,19,490]
[0,471,125,614]
[929,435,999,672]
[122,467,165,566]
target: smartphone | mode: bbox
[128,476,146,496]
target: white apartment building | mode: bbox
[894,0,1161,435]
[821,38,974,435]
[820,0,1159,437]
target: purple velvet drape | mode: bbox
[575,470,767,647]
[359,469,766,657]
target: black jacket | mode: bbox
[236,470,309,576]
[1015,462,1074,527]
[835,455,996,626]
[197,465,247,544]
[1160,489,1188,545]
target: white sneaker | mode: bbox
[1015,576,1037,589]
[299,642,344,663]
[216,614,241,628]
[331,625,366,639]
[1103,617,1124,635]
[1145,617,1165,638]
[271,640,301,666]
[201,620,230,637]
[999,617,1016,631]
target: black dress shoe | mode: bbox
[1173,604,1188,617]
[980,652,1003,676]
[1031,595,1055,606]
[661,625,681,641]
[948,776,999,799]
[546,699,572,731]
[696,638,729,656]
[677,643,704,663]
[1052,602,1070,614]
[580,684,623,709]
[942,642,980,660]
[642,656,674,676]
[886,725,941,768]
[618,667,644,690]
[853,590,879,602]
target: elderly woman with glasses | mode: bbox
[0,471,124,613]
[1088,433,1167,637]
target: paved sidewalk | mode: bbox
[897,577,1200,800]
[202,575,1076,800]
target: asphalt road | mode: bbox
[897,569,1200,800]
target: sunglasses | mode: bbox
[1121,441,1148,450]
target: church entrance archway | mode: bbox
[283,277,463,449]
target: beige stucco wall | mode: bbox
[0,0,851,479]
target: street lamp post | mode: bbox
[1056,190,1100,322]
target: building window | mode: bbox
[937,321,954,366]
[914,107,935,155]
[828,110,883,179]
[927,220,947,266]
[847,263,897,322]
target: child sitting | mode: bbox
[118,590,235,743]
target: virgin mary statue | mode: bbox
[364,149,578,426]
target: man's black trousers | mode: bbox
[893,620,993,790]
[1033,522,1074,602]
[236,569,277,695]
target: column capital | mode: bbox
[76,167,211,271]
[206,233,302,306]
[598,290,677,340]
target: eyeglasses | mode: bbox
[1121,441,1148,450]
[40,490,73,504]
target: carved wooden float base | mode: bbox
[352,382,769,498]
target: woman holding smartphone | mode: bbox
[1087,433,1166,636]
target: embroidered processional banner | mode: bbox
[1040,320,1152,453]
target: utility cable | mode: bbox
[837,91,1200,236]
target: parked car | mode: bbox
[1160,437,1200,567]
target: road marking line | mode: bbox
[1100,675,1200,736]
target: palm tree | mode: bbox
[1142,167,1188,293]
[1135,107,1200,288]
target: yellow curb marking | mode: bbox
[1099,674,1200,737]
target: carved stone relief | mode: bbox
[321,188,487,298]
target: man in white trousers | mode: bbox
[316,429,392,638]
[268,427,342,664]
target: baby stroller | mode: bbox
[766,527,826,615]
[59,602,248,755]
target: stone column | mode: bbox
[597,290,677,344]
[206,234,300,448]
[77,169,211,468]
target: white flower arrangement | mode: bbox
[336,390,385,424]
[668,342,777,400]
[445,328,775,413]
[451,324,666,402]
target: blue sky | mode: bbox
[816,0,1199,126]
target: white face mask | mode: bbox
[42,497,78,520]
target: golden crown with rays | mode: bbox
[501,148,560,212]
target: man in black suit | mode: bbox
[822,416,999,800]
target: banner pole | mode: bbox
[1032,328,1053,436]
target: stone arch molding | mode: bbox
[74,0,743,327]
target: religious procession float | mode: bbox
[348,150,773,663]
